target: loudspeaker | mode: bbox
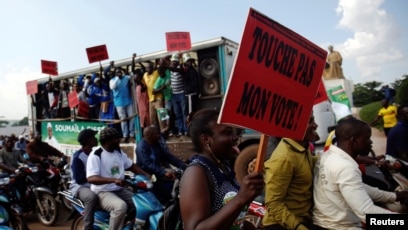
[197,47,221,97]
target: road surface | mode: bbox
[26,199,71,230]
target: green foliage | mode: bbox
[395,75,408,105]
[352,81,383,106]
[359,101,383,130]
[0,121,9,128]
[12,117,29,126]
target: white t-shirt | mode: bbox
[87,146,133,194]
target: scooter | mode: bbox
[60,173,163,230]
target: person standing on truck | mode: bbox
[44,81,60,118]
[109,67,135,143]
[182,53,199,115]
[86,76,103,120]
[56,80,71,119]
[169,53,188,137]
[134,68,150,129]
[143,62,163,129]
[370,99,398,137]
[153,66,172,135]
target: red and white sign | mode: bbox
[314,80,329,105]
[86,44,109,63]
[41,60,58,76]
[165,32,191,51]
[26,80,38,95]
[68,91,79,108]
[219,8,327,140]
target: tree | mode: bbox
[396,75,408,105]
[0,120,9,128]
[12,117,29,126]
[352,81,383,106]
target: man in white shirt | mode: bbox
[313,118,408,229]
[87,127,150,230]
[44,122,61,151]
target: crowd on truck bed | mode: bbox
[31,52,199,143]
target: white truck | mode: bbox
[27,36,352,182]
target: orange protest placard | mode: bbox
[165,32,192,51]
[41,60,58,76]
[26,80,38,95]
[314,80,329,105]
[218,8,327,140]
[68,91,79,108]
[86,44,109,63]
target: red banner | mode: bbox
[68,91,79,108]
[41,60,58,76]
[218,8,327,140]
[314,80,329,105]
[165,32,192,51]
[86,44,109,63]
[26,80,38,95]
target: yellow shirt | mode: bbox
[378,105,397,128]
[263,138,317,229]
[143,70,162,102]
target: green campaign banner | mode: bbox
[41,121,106,156]
[327,85,352,121]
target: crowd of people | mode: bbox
[2,62,408,230]
[31,52,199,143]
[1,100,408,229]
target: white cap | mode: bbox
[47,122,52,129]
[170,53,180,62]
[182,53,194,63]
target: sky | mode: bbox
[0,0,407,120]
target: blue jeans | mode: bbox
[172,93,187,134]
[116,104,135,138]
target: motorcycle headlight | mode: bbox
[0,177,10,186]
[30,166,38,173]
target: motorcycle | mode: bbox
[0,173,29,230]
[58,161,72,211]
[243,195,266,230]
[16,162,60,226]
[60,173,163,230]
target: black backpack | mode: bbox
[158,164,214,230]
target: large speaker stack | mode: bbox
[197,47,221,97]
